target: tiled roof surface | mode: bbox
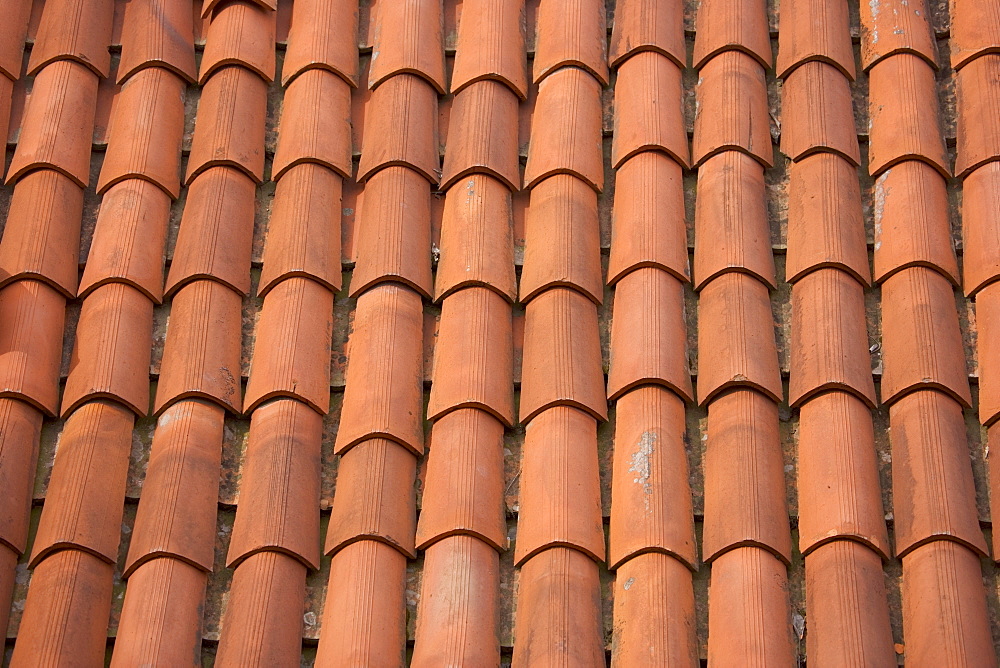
[1,0,1000,665]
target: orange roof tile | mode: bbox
[532,0,609,84]
[955,55,1000,176]
[774,0,854,79]
[368,0,446,93]
[0,280,66,416]
[977,283,1000,425]
[202,0,278,17]
[26,0,114,77]
[608,0,685,69]
[0,398,43,554]
[950,0,1000,70]
[117,0,197,84]
[282,0,359,86]
[780,61,860,165]
[272,69,353,181]
[961,162,1000,296]
[692,0,770,69]
[357,75,440,183]
[451,0,527,98]
[439,80,521,191]
[0,0,31,81]
[611,51,689,168]
[198,0,276,83]
[859,0,938,70]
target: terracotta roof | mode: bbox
[2,0,1000,665]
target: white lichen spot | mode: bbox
[622,577,635,591]
[629,432,657,512]
[303,612,317,627]
[869,0,881,44]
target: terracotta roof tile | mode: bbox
[519,287,607,423]
[780,61,860,165]
[368,0,445,93]
[30,400,134,565]
[607,151,689,285]
[519,175,603,304]
[439,81,521,191]
[118,0,197,84]
[202,0,278,17]
[992,422,1000,557]
[859,0,938,70]
[880,268,972,407]
[0,398,43,554]
[804,541,896,665]
[416,408,507,550]
[608,386,696,569]
[61,284,153,417]
[955,55,1000,176]
[0,543,15,642]
[0,280,66,416]
[0,169,84,298]
[78,180,169,302]
[0,76,13,150]
[950,0,1000,70]
[259,167,341,296]
[785,153,871,286]
[435,174,518,302]
[282,0,358,86]
[796,391,891,557]
[26,0,114,77]
[450,0,527,98]
[977,284,1000,425]
[124,399,225,575]
[199,0,276,83]
[185,66,267,184]
[523,68,604,191]
[608,0,685,69]
[962,162,1000,296]
[692,0,770,69]
[607,268,693,402]
[349,166,433,298]
[165,166,256,297]
[6,61,98,188]
[357,74,440,184]
[702,390,791,562]
[154,280,244,415]
[272,69,352,181]
[611,52,689,169]
[532,0,608,84]
[696,273,782,404]
[0,0,31,81]
[774,0,854,79]
[889,390,989,557]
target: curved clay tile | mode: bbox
[316,540,408,667]
[450,0,527,98]
[867,55,950,178]
[259,164,342,297]
[0,169,84,298]
[702,390,791,563]
[282,0,358,86]
[900,542,996,665]
[154,280,244,415]
[780,61,860,165]
[889,390,989,557]
[350,166,434,299]
[435,174,517,302]
[519,287,607,423]
[796,392,891,557]
[368,0,445,92]
[519,174,603,305]
[79,179,171,303]
[691,51,773,168]
[272,69,352,181]
[612,553,697,666]
[607,152,689,285]
[785,153,870,286]
[992,423,1000,558]
[950,0,1000,70]
[412,536,501,667]
[512,547,605,666]
[872,162,959,285]
[244,278,333,414]
[29,400,134,566]
[804,541,896,666]
[357,74,440,184]
[6,61,98,188]
[214,551,307,667]
[977,284,1000,425]
[880,268,972,407]
[774,0,855,79]
[608,0,685,69]
[860,0,938,70]
[326,438,417,557]
[427,288,514,425]
[0,398,44,554]
[117,0,197,84]
[692,0,770,69]
[533,0,608,84]
[185,66,267,184]
[607,268,693,402]
[10,550,115,667]
[608,386,696,569]
[0,280,66,417]
[514,406,604,564]
[0,544,14,640]
[0,76,13,149]
[693,152,774,290]
[113,558,209,667]
[695,273,782,405]
[439,81,520,192]
[124,399,225,576]
[0,0,31,81]
[962,162,1000,296]
[335,284,425,455]
[199,0,276,83]
[26,0,114,77]
[611,52,689,169]
[202,0,277,17]
[415,408,507,550]
[61,283,153,417]
[97,68,186,198]
[165,166,256,297]
[955,56,1000,176]
[227,398,322,568]
[523,68,604,191]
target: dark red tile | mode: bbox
[282,0,358,86]
[608,0,685,70]
[780,61,860,165]
[859,0,938,70]
[612,52,688,169]
[0,398,44,554]
[450,0,527,98]
[0,280,66,416]
[774,0,854,79]
[272,69,352,181]
[439,80,520,192]
[117,0,197,84]
[199,0,276,83]
[367,0,445,93]
[692,0,770,69]
[26,0,114,77]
